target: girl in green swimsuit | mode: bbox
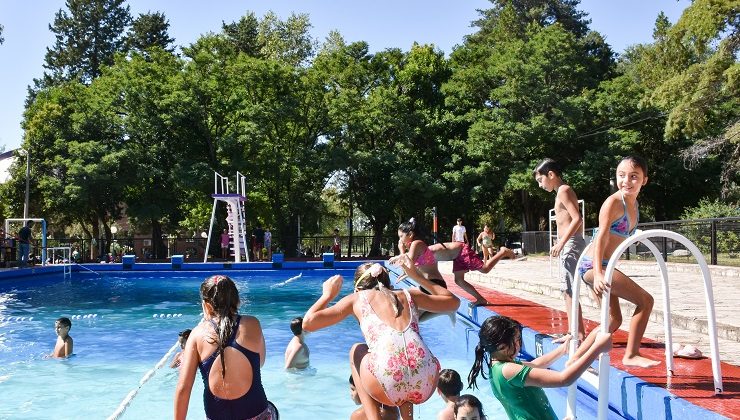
[467,315,611,420]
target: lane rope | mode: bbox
[106,340,180,420]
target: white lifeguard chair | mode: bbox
[203,172,250,263]
[549,199,585,278]
[565,229,723,419]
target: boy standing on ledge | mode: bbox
[534,158,585,340]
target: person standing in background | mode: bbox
[17,221,33,268]
[452,218,467,244]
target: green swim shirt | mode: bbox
[489,361,558,420]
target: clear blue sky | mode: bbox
[0,0,691,151]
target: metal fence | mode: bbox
[521,217,740,266]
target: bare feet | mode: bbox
[622,354,661,368]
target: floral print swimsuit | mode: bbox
[359,289,440,405]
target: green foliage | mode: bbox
[682,198,740,220]
[680,198,740,255]
[127,12,175,54]
[9,0,739,258]
[42,0,132,84]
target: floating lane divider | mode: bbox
[106,340,180,420]
[269,272,302,288]
[0,316,34,322]
[0,314,99,322]
[71,314,98,320]
[151,313,183,318]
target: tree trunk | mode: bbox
[151,219,165,259]
[90,216,100,260]
[369,218,389,257]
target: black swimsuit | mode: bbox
[198,315,268,420]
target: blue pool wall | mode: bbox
[0,261,725,419]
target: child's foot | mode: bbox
[622,354,661,367]
[499,247,515,259]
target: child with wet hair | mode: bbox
[467,315,611,420]
[170,329,191,368]
[284,316,310,369]
[436,368,463,420]
[52,317,73,358]
[453,394,485,420]
[175,275,277,420]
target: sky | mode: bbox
[0,0,691,152]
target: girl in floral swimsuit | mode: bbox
[302,262,459,420]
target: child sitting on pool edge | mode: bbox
[53,317,73,358]
[170,329,191,368]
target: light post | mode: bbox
[110,225,118,239]
[19,148,30,219]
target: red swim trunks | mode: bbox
[452,243,484,272]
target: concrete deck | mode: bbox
[442,256,740,366]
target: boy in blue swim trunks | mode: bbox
[534,158,585,340]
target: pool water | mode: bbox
[0,270,505,419]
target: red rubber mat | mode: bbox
[443,275,740,419]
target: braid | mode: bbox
[378,282,402,317]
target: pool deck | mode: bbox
[443,257,740,420]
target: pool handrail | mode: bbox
[566,229,723,420]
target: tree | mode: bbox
[41,0,131,86]
[0,23,4,44]
[13,80,128,259]
[258,11,316,67]
[643,0,740,203]
[103,49,186,258]
[444,1,615,231]
[126,11,175,54]
[222,13,262,57]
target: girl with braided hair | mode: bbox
[466,316,611,420]
[175,275,277,420]
[303,262,459,420]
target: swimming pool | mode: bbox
[0,269,507,419]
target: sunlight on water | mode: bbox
[0,270,505,419]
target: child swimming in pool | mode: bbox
[284,316,310,369]
[467,315,612,420]
[174,275,277,420]
[436,368,463,420]
[170,329,191,368]
[52,317,73,358]
[302,262,459,420]
[453,394,485,420]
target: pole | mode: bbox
[432,207,438,244]
[23,149,30,219]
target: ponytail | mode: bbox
[200,275,240,380]
[354,263,401,318]
[214,309,236,380]
[467,343,489,390]
[468,315,521,389]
